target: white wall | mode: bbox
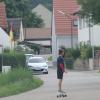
[78,24,100,46]
[92,25,100,46]
[0,27,12,52]
[32,4,52,28]
[57,35,78,49]
[78,27,90,42]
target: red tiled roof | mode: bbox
[53,0,79,35]
[24,28,51,40]
[0,2,7,29]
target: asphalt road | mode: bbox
[1,68,100,100]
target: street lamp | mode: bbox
[58,10,73,48]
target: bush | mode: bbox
[47,56,52,61]
[80,44,92,59]
[65,48,80,59]
[14,53,26,67]
[65,58,74,69]
[4,48,10,53]
[0,52,26,71]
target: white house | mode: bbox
[32,4,52,28]
[78,17,100,46]
[52,0,79,62]
[0,27,13,53]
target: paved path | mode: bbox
[1,69,100,100]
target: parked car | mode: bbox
[27,57,48,74]
[25,54,34,64]
[15,44,33,53]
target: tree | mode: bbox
[3,0,44,27]
[0,0,4,2]
[77,0,100,24]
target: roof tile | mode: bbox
[24,28,51,40]
[0,2,7,29]
[53,0,79,35]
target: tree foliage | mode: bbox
[3,0,44,27]
[77,0,100,24]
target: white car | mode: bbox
[27,57,48,74]
[25,54,34,64]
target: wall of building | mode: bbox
[57,35,78,49]
[0,27,12,53]
[32,4,52,28]
[78,23,100,46]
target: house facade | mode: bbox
[52,0,79,62]
[32,4,52,28]
[78,17,100,46]
[0,27,13,53]
[24,28,52,54]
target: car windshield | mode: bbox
[26,55,33,60]
[29,58,45,63]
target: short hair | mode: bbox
[59,49,64,55]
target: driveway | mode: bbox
[1,68,100,100]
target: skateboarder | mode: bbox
[57,48,67,93]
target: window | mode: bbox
[73,19,78,27]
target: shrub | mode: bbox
[47,56,52,61]
[65,58,74,69]
[4,48,10,53]
[80,44,92,59]
[0,52,26,71]
[65,48,80,59]
[14,53,26,68]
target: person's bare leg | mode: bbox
[58,79,63,92]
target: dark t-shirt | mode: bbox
[57,56,65,73]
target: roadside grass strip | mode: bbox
[0,68,43,97]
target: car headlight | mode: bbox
[42,65,47,67]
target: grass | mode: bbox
[0,67,43,97]
[47,56,52,61]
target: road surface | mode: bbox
[1,68,100,100]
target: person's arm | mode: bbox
[60,63,65,72]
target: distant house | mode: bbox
[7,18,24,42]
[32,4,52,28]
[78,17,100,46]
[0,2,7,30]
[24,28,51,54]
[52,0,79,62]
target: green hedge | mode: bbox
[65,58,74,69]
[0,53,26,71]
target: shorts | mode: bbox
[57,71,63,79]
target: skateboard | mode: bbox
[57,91,67,98]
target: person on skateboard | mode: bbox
[57,48,67,93]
